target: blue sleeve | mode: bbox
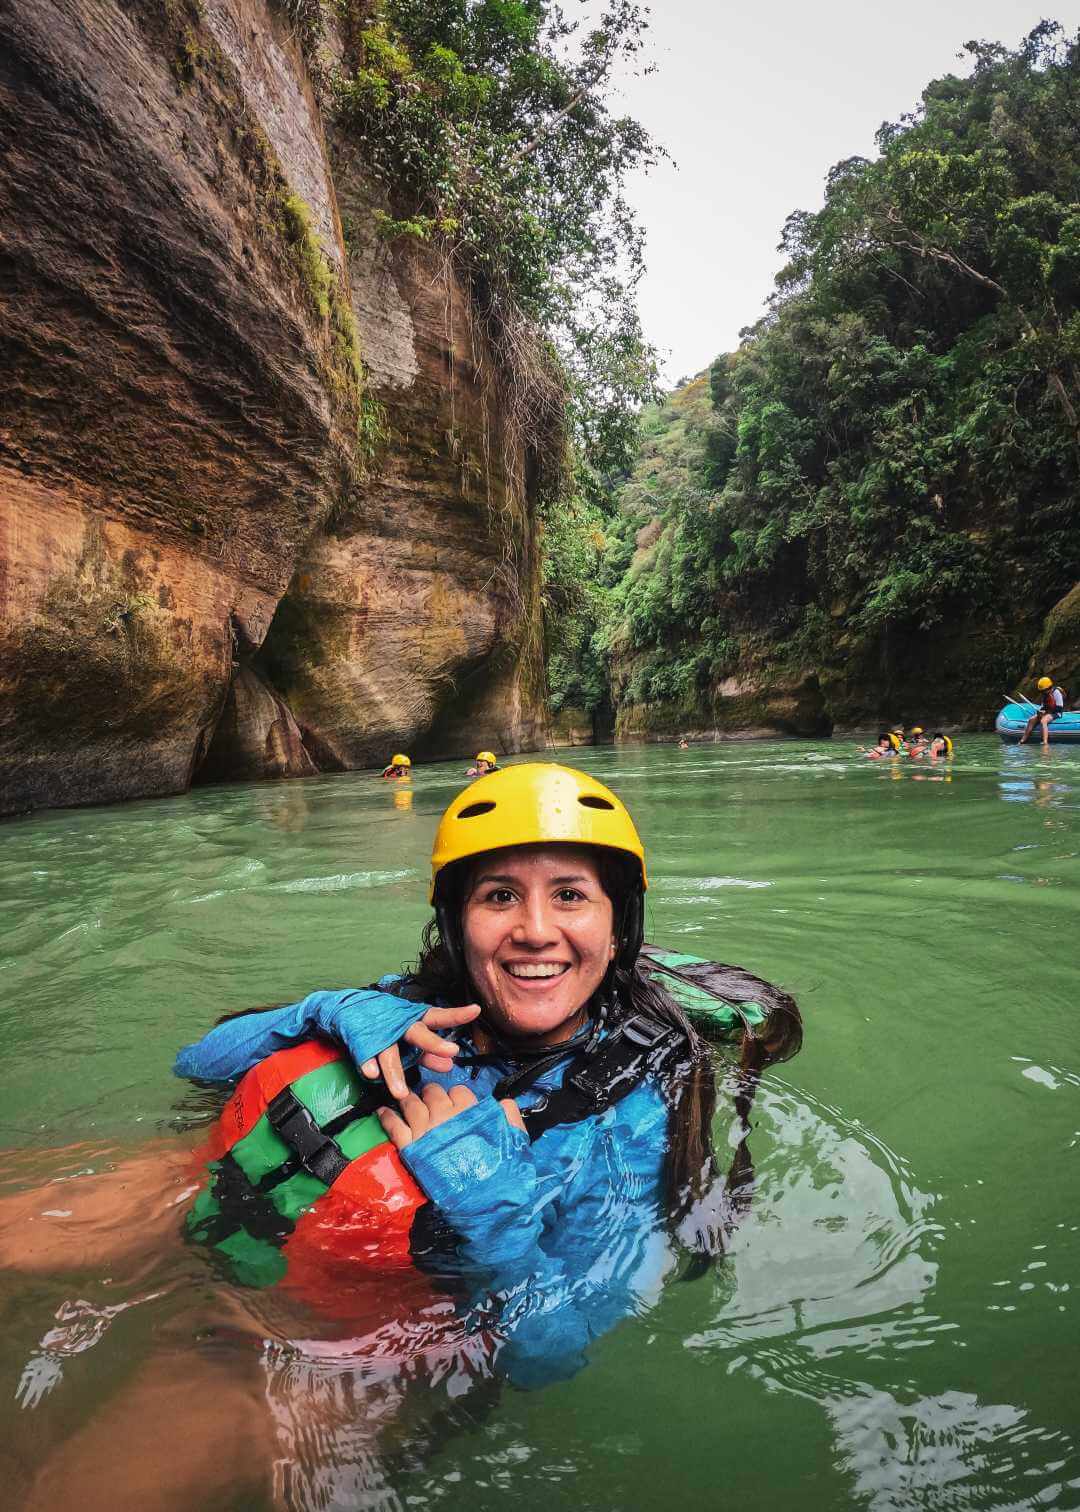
[402,1098,543,1272]
[401,1084,673,1388]
[173,985,430,1082]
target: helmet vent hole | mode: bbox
[578,795,615,810]
[457,801,496,819]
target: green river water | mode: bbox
[2,737,1078,1510]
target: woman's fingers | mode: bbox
[418,1083,453,1129]
[499,1098,526,1131]
[375,1107,412,1150]
[376,1044,408,1101]
[404,1023,465,1058]
[363,1007,481,1089]
[419,1052,456,1074]
[420,1082,475,1130]
[378,1081,479,1149]
[397,1092,431,1139]
[421,1005,482,1030]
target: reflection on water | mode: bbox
[2,737,1079,1509]
[692,1083,1079,1511]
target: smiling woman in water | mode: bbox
[175,763,795,1265]
[3,764,801,1510]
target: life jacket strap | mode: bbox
[187,1150,298,1249]
[266,1087,352,1186]
[516,1012,683,1141]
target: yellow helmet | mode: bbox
[1037,677,1053,691]
[430,763,646,903]
[911,727,923,736]
[475,751,497,766]
[391,754,411,767]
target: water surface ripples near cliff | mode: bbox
[2,737,1078,1510]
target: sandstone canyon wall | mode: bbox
[0,0,546,816]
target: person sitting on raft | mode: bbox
[465,750,498,777]
[174,764,802,1384]
[1019,678,1066,747]
[928,732,953,760]
[382,753,412,779]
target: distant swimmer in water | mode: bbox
[678,738,689,750]
[465,750,498,777]
[928,732,954,760]
[1018,677,1066,747]
[859,734,895,759]
[382,753,412,780]
[888,727,907,753]
[907,727,928,758]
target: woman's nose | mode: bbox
[511,898,557,945]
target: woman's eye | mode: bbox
[556,888,585,903]
[485,888,516,904]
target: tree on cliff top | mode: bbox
[331,0,661,477]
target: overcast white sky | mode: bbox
[611,1,1080,383]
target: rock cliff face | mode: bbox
[612,671,830,743]
[0,0,544,816]
[1025,583,1080,704]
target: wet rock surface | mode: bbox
[0,0,542,815]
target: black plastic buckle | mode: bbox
[267,1089,350,1186]
[619,1014,669,1049]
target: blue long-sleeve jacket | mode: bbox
[174,984,676,1385]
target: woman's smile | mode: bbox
[501,960,569,981]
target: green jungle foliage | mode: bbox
[540,480,611,714]
[575,22,1080,726]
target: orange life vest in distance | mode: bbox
[188,1040,427,1288]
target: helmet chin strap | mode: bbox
[434,898,467,982]
[614,887,645,973]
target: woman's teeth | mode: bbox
[504,963,568,979]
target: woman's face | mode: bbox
[461,844,616,1044]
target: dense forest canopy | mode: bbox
[547,22,1080,733]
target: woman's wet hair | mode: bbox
[406,846,802,1259]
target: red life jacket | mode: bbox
[186,1011,683,1294]
[188,1041,428,1289]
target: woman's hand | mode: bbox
[358,1004,481,1100]
[376,1084,525,1149]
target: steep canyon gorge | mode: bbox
[0,0,545,816]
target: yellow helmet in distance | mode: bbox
[911,727,924,736]
[391,754,412,767]
[430,763,646,903]
[1037,677,1053,691]
[476,750,498,766]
